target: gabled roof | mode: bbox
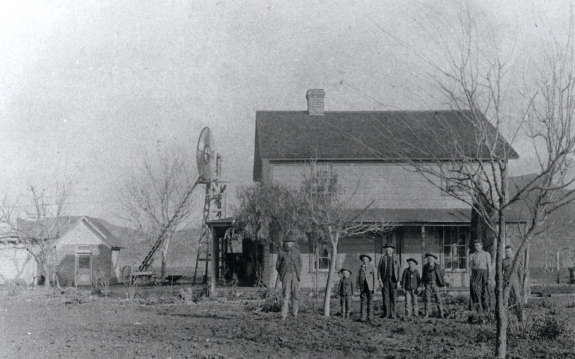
[254,110,518,179]
[17,216,123,249]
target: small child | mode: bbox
[338,268,355,319]
[400,258,421,317]
[419,253,446,319]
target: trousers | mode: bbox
[360,285,374,320]
[281,273,300,318]
[424,283,444,315]
[340,295,352,315]
[404,289,419,316]
[381,277,397,318]
[470,269,489,312]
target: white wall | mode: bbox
[0,245,37,285]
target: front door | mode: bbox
[76,254,92,286]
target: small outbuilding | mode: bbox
[18,216,124,286]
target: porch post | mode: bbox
[421,225,426,266]
[210,227,217,295]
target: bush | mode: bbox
[534,316,567,340]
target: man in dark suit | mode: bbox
[275,236,302,320]
[419,253,446,319]
[357,254,376,321]
[378,244,400,319]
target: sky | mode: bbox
[0,0,572,225]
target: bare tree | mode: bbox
[121,149,200,278]
[302,161,391,317]
[359,6,575,358]
[0,182,72,288]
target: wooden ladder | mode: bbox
[192,226,210,284]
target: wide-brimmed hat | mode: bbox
[382,244,395,249]
[406,258,418,265]
[359,254,372,262]
[340,268,352,275]
[425,253,438,260]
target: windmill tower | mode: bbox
[193,127,227,284]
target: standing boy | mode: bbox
[357,254,377,322]
[419,253,446,319]
[400,258,421,317]
[338,268,355,319]
[377,244,400,319]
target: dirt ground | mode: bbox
[0,284,574,359]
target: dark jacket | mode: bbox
[275,248,302,281]
[338,277,355,296]
[503,257,522,282]
[401,268,421,290]
[357,263,377,292]
[377,255,400,283]
[421,263,445,287]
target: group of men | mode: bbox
[275,237,523,321]
[351,245,446,321]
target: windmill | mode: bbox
[193,127,227,284]
[122,127,225,285]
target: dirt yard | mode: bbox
[1,284,574,359]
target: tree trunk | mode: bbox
[523,242,531,304]
[495,164,509,358]
[160,236,172,279]
[322,241,338,317]
[41,262,53,288]
[161,255,167,279]
[315,242,319,295]
[556,251,561,284]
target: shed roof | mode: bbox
[255,110,518,162]
[17,216,123,249]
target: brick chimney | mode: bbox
[306,89,325,116]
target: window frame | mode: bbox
[313,245,331,272]
[442,227,468,272]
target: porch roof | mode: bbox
[348,207,527,225]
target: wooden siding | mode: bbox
[265,162,470,210]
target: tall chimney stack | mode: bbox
[306,89,325,116]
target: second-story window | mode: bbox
[311,162,335,197]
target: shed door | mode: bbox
[76,254,92,286]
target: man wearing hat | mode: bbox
[419,253,446,318]
[378,244,400,319]
[400,258,421,317]
[338,268,355,319]
[503,244,523,321]
[357,254,377,321]
[275,236,302,320]
[470,240,492,313]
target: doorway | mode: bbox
[76,253,92,286]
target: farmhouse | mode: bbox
[17,216,123,286]
[252,89,521,289]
